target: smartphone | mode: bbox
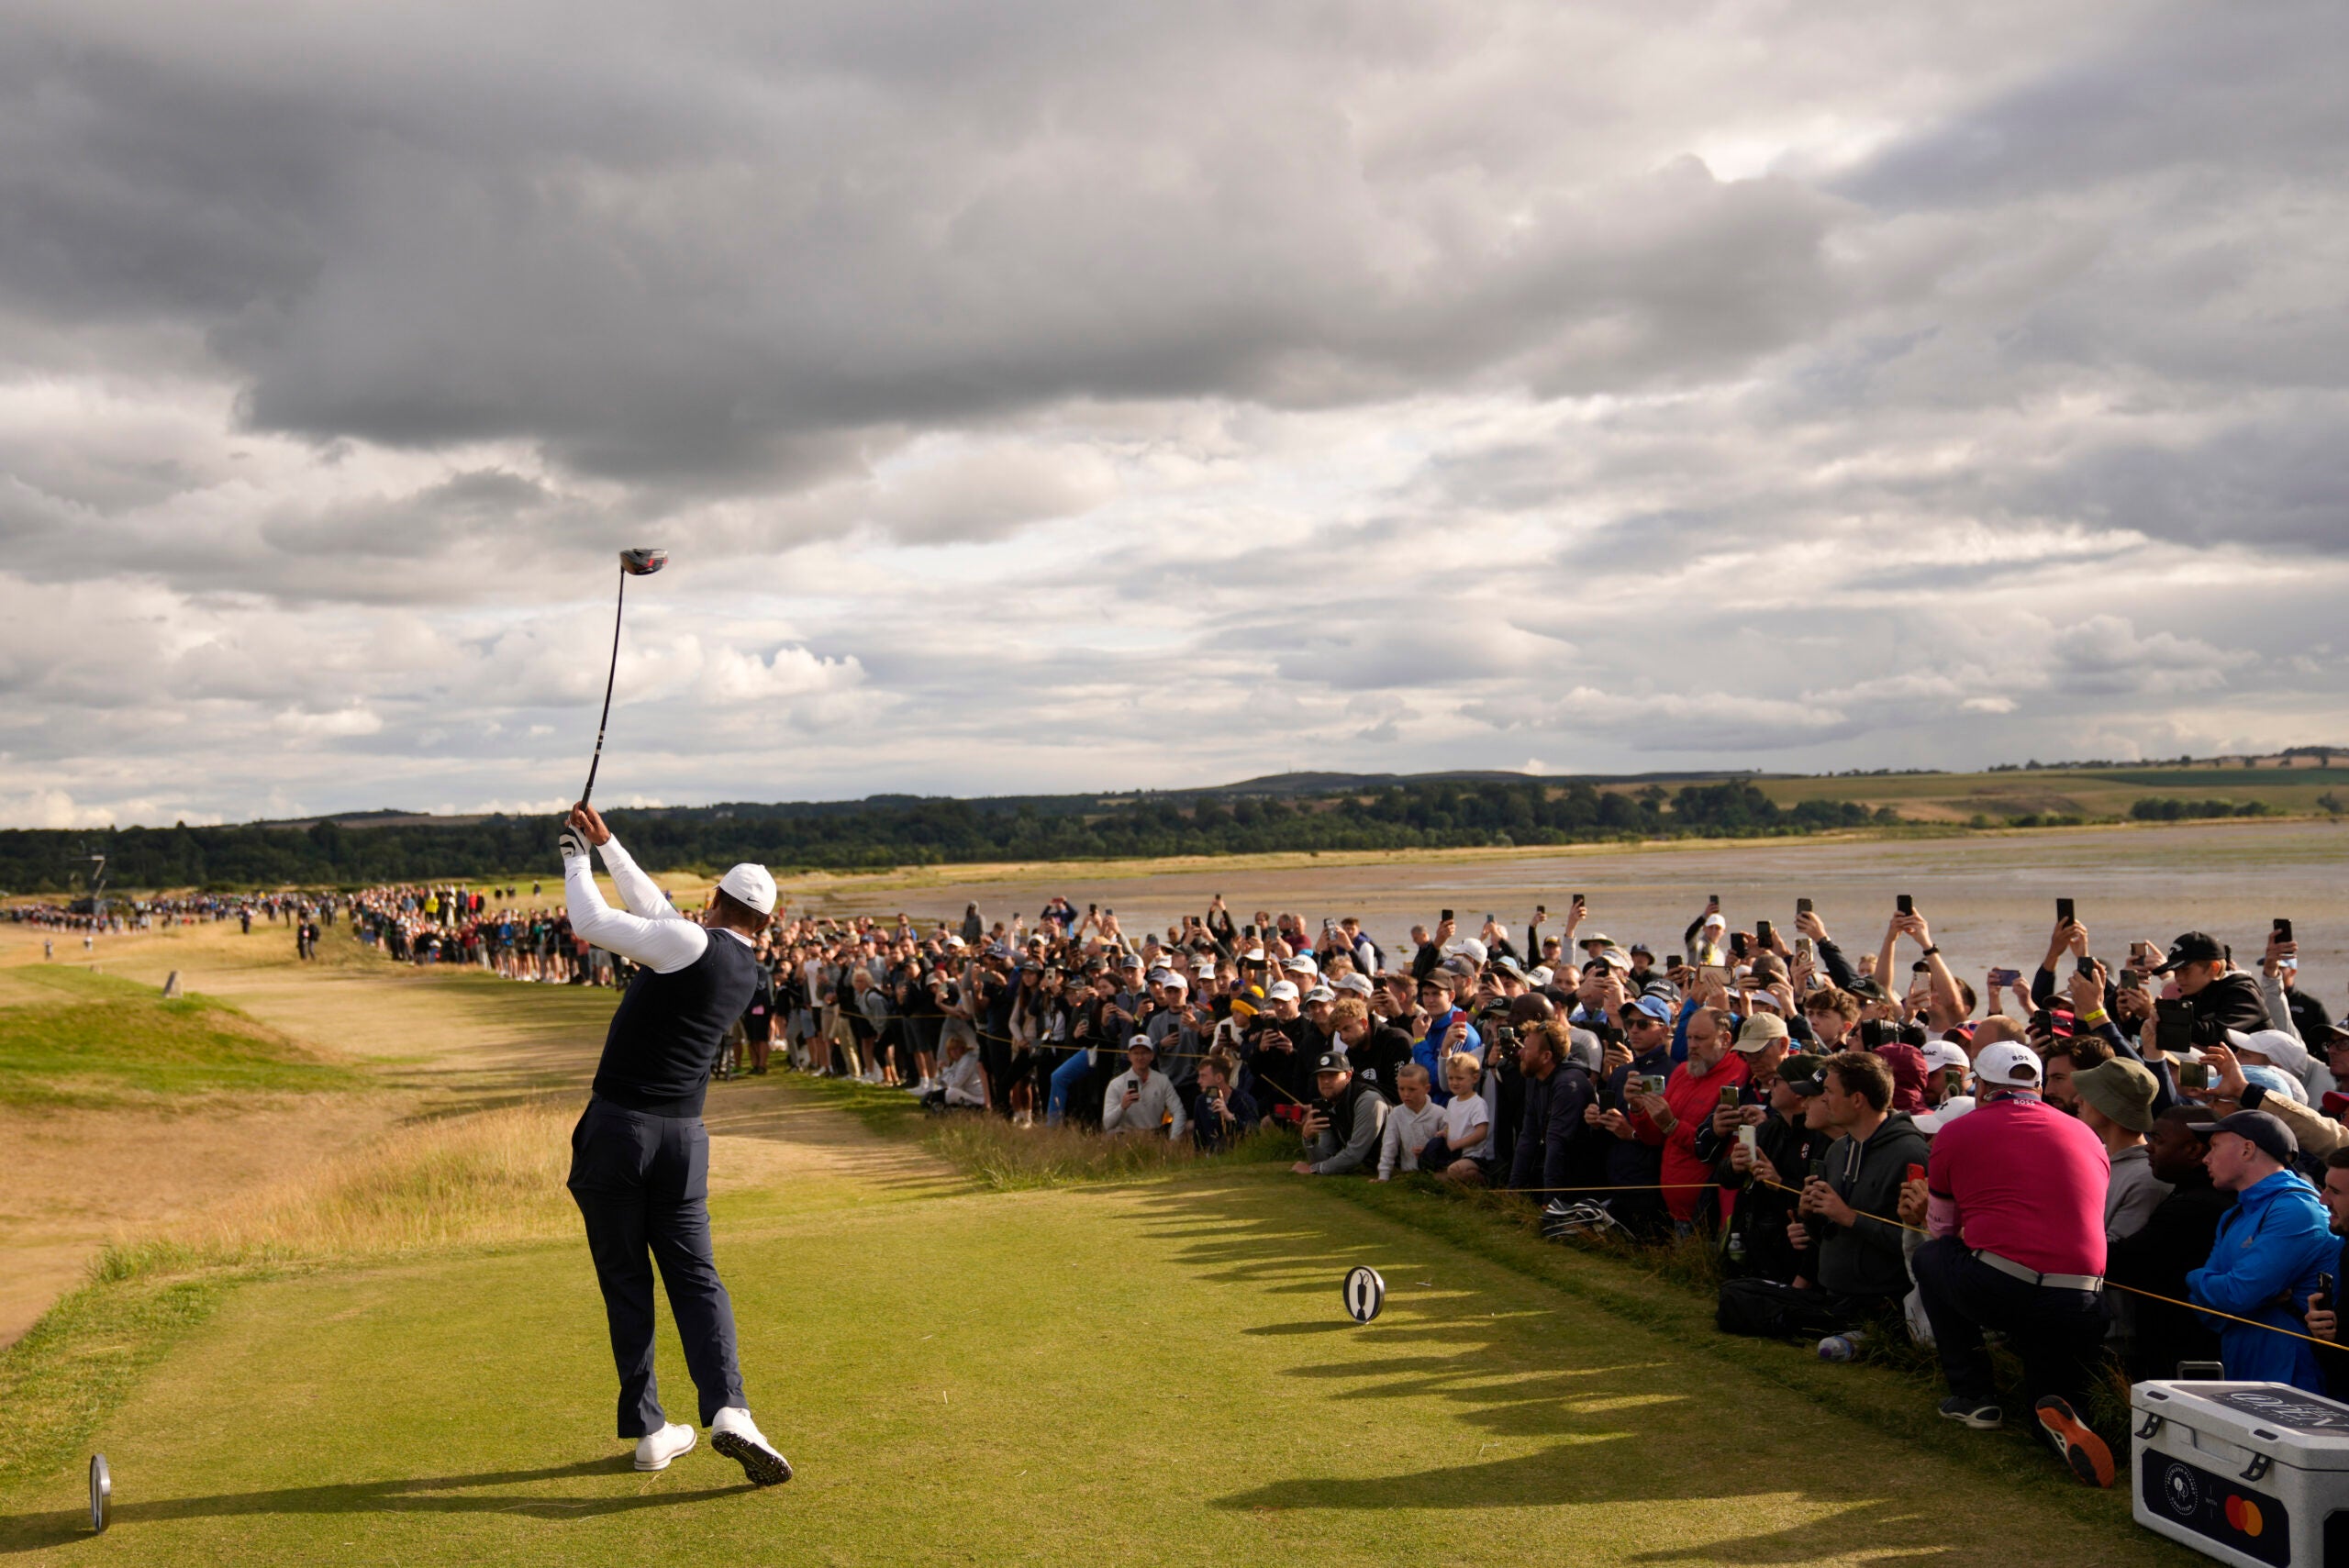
[1943,1066,1966,1096]
[1986,966,2019,987]
[1709,894,1720,909]
[1644,1073,1668,1095]
[1796,937,1816,965]
[1535,905,1547,917]
[1755,919,1776,949]
[2180,1062,2210,1090]
[2118,969,2146,993]
[1572,893,1586,908]
[1442,908,1453,924]
[1808,1157,1828,1183]
[2316,1273,2336,1313]
[1719,1085,1740,1110]
[2055,897,2076,924]
[2276,917,2295,943]
[1905,1162,1925,1184]
[1736,1125,1758,1156]
[1895,894,1914,917]
[1486,913,1496,926]
[1796,896,1814,917]
[2156,998,2195,1056]
[1730,931,1751,959]
[2076,954,2098,978]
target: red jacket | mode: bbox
[1632,1051,1750,1221]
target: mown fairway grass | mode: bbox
[0,903,2222,1565]
[0,1119,2200,1567]
[0,966,362,1108]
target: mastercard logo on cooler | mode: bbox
[2221,1493,2266,1537]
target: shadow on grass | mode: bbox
[1125,1181,2158,1568]
[0,1456,751,1552]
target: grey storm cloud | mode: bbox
[1,0,2346,827]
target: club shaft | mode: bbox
[581,566,628,805]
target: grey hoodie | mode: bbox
[1815,1111,1932,1300]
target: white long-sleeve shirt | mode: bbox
[1378,1099,1446,1180]
[563,835,749,973]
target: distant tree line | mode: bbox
[0,778,1901,892]
[2128,797,2276,821]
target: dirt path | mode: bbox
[0,917,955,1347]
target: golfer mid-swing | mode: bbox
[559,801,792,1485]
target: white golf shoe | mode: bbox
[709,1407,793,1485]
[633,1421,696,1472]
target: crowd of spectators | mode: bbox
[330,873,2349,1488]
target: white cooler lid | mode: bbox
[2135,1381,2349,1470]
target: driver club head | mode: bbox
[89,1453,110,1533]
[618,548,669,576]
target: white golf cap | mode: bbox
[1304,984,1336,1004]
[1447,936,1489,964]
[1974,1041,2042,1089]
[717,862,776,915]
[1919,1040,1969,1075]
[1283,954,1319,973]
[1332,974,1373,995]
[1266,979,1300,1001]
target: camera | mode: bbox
[1859,1018,1898,1049]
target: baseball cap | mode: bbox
[2154,932,2226,974]
[1126,1033,1155,1054]
[2228,1028,2312,1077]
[1441,954,1479,981]
[1283,955,1319,974]
[1597,946,1633,973]
[1160,973,1189,992]
[1742,988,1785,1012]
[1447,936,1489,964]
[1312,1050,1350,1074]
[1241,946,1267,963]
[1120,951,1143,969]
[2074,1058,2158,1134]
[1145,965,1174,985]
[1846,976,1893,1004]
[1874,1041,1928,1115]
[1491,955,1528,982]
[1266,980,1300,1002]
[1733,1014,1788,1051]
[1629,941,1654,959]
[2186,1108,2297,1164]
[1627,994,1675,1025]
[1973,1041,2043,1089]
[1918,1040,1969,1077]
[1332,973,1373,996]
[1304,984,1336,1005]
[715,862,776,914]
[1193,955,1218,974]
[1782,1055,1828,1095]
[1526,965,1554,987]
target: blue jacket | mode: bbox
[2188,1170,2337,1392]
[1411,1010,1482,1105]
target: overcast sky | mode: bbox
[3,0,2344,827]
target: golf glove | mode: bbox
[558,828,590,862]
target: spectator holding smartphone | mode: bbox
[1102,1036,1186,1140]
[1190,1051,1258,1153]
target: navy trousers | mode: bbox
[566,1097,747,1438]
[1911,1237,2106,1412]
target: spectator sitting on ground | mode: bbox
[932,1034,988,1111]
[1430,1051,1497,1184]
[1293,1050,1388,1177]
[2186,1108,2335,1393]
[2105,1106,2228,1383]
[1377,1062,1444,1181]
[2072,1058,2167,1241]
[1104,1036,1187,1140]
[1914,1040,2114,1487]
[1191,1050,1258,1153]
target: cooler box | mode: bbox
[2132,1381,2349,1566]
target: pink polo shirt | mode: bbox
[1928,1093,2110,1276]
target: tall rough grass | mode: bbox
[928,1113,1292,1191]
[97,1100,576,1282]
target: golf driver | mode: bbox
[580,548,668,806]
[89,1453,109,1533]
